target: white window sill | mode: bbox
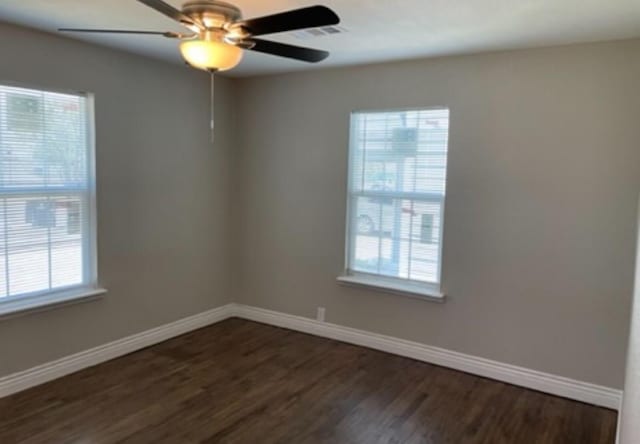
[337,275,445,303]
[0,287,107,319]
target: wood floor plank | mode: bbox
[0,319,617,443]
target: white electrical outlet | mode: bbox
[316,307,326,322]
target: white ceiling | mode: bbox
[1,0,639,77]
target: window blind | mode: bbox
[346,108,449,285]
[0,84,94,301]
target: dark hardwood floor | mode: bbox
[0,318,617,443]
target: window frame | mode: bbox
[0,81,103,318]
[339,106,450,301]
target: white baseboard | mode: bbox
[0,304,234,398]
[232,304,623,410]
[0,302,623,411]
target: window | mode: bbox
[340,108,450,299]
[0,83,101,315]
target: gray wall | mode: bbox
[1,22,638,390]
[0,23,235,376]
[233,39,640,388]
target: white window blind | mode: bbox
[0,83,96,303]
[345,108,449,288]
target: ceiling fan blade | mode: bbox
[136,0,203,30]
[234,5,339,36]
[58,28,184,38]
[247,38,329,63]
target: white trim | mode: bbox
[0,304,234,398]
[0,287,107,318]
[0,303,623,411]
[616,393,623,444]
[85,93,99,289]
[232,304,622,410]
[337,274,445,301]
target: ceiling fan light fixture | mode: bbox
[179,39,243,71]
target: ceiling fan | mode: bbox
[59,0,341,72]
[59,1,340,142]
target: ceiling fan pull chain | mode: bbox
[210,71,215,144]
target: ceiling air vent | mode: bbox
[292,26,347,40]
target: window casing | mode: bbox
[342,108,449,298]
[0,83,99,313]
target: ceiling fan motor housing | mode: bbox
[182,0,242,30]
